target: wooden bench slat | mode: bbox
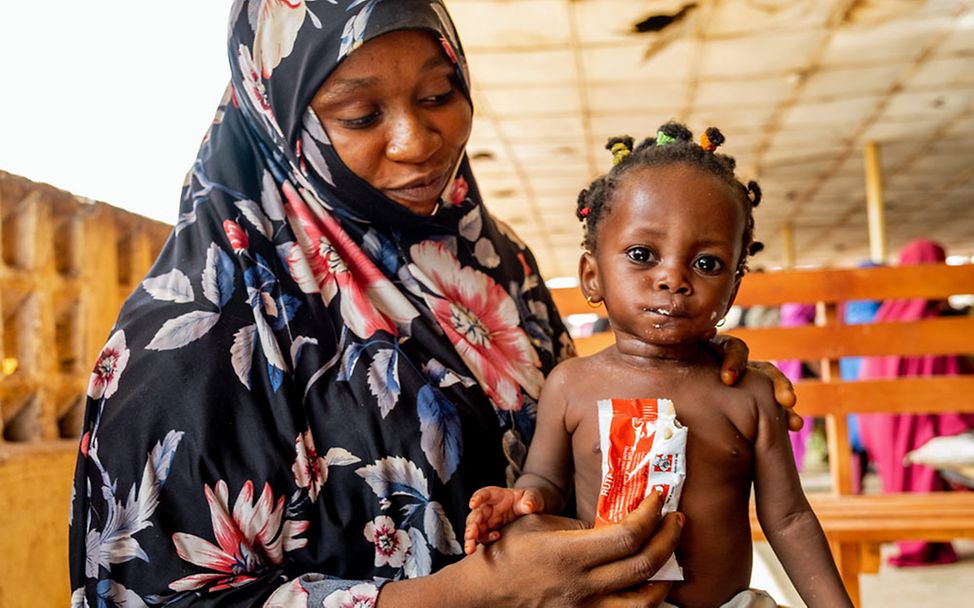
[750,494,974,542]
[732,265,974,307]
[723,317,974,360]
[794,377,974,416]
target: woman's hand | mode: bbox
[378,492,683,607]
[709,334,803,432]
[460,492,682,607]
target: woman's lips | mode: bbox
[384,172,450,209]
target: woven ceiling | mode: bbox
[448,0,974,278]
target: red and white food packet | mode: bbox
[595,398,687,581]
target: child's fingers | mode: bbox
[513,488,544,515]
[468,487,491,508]
[477,530,501,545]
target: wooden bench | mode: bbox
[552,263,974,607]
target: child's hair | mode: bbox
[576,121,764,276]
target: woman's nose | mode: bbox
[386,111,439,163]
[653,265,692,295]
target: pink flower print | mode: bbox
[87,330,131,400]
[264,578,309,605]
[224,220,249,253]
[253,0,308,78]
[236,44,284,137]
[448,176,468,205]
[363,516,411,568]
[409,241,544,411]
[292,430,326,502]
[169,480,309,593]
[323,583,379,608]
[440,36,458,65]
[283,183,417,338]
[291,430,360,503]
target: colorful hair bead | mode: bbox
[610,142,631,165]
[700,127,725,153]
[656,131,677,147]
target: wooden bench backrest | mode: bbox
[551,264,974,495]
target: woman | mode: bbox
[859,238,974,566]
[69,2,798,606]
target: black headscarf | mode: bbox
[70,1,572,605]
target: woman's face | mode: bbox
[311,30,472,215]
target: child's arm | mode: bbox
[463,364,577,553]
[750,377,853,608]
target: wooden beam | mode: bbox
[793,376,974,416]
[864,142,888,264]
[721,316,974,359]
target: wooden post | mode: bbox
[864,142,887,264]
[817,301,853,495]
[781,222,796,268]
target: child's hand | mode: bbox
[464,486,545,555]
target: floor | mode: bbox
[752,540,974,607]
[750,464,974,607]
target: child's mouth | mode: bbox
[642,305,685,318]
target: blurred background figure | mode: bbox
[859,238,974,567]
[839,262,883,493]
[777,302,818,470]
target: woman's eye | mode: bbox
[338,111,380,129]
[694,256,724,274]
[626,247,656,264]
[422,87,455,105]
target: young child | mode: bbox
[464,123,852,608]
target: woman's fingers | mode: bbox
[560,492,673,568]
[710,334,749,385]
[747,360,804,431]
[586,510,684,593]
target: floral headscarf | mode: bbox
[70,2,571,605]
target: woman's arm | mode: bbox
[378,492,684,607]
[750,378,852,608]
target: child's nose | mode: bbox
[653,266,692,295]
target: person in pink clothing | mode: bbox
[859,238,974,566]
[776,303,817,469]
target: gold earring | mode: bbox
[585,295,602,308]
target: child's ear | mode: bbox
[723,274,743,318]
[579,251,603,304]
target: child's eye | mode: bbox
[693,255,724,274]
[626,247,657,264]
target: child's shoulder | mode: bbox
[545,353,595,388]
[700,366,777,443]
[733,367,782,422]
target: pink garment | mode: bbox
[858,239,974,566]
[777,303,817,469]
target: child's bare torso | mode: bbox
[556,349,767,608]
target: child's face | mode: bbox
[580,163,745,349]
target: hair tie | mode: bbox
[579,207,591,218]
[656,131,676,147]
[700,127,725,153]
[610,142,631,165]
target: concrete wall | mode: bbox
[0,171,169,606]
